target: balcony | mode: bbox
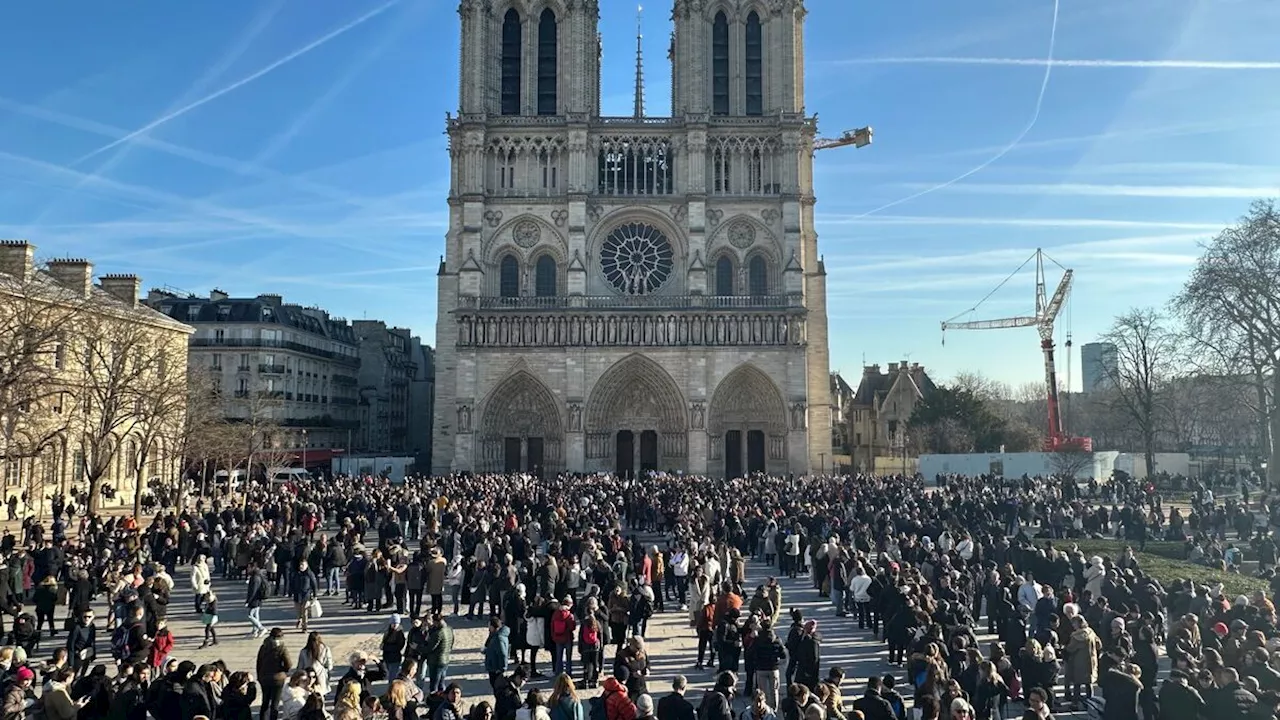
[259,363,286,374]
[456,310,806,349]
[191,337,360,366]
[332,374,358,386]
[236,365,251,372]
[331,397,358,406]
[234,390,250,398]
[459,294,802,311]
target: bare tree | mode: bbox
[1098,307,1182,478]
[1049,447,1096,479]
[166,370,231,503]
[1176,199,1280,485]
[226,380,285,507]
[122,343,189,518]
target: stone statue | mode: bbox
[568,403,583,432]
[457,405,472,432]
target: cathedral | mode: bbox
[432,0,832,477]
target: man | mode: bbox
[656,675,696,720]
[65,609,97,677]
[424,612,455,693]
[849,566,874,630]
[695,671,735,720]
[181,663,219,720]
[749,620,787,711]
[427,548,448,615]
[246,563,268,638]
[290,560,319,633]
[494,667,528,720]
[850,676,894,720]
[433,683,464,720]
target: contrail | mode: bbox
[73,0,402,164]
[839,57,1280,70]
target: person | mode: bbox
[280,670,316,719]
[850,676,893,720]
[246,562,269,638]
[334,680,363,720]
[551,598,578,677]
[485,616,512,690]
[637,694,658,720]
[181,663,219,720]
[1021,688,1052,720]
[697,671,736,720]
[425,612,455,694]
[190,554,211,613]
[580,614,604,689]
[40,667,86,720]
[741,689,777,720]
[64,608,96,677]
[436,683,466,720]
[384,678,415,720]
[221,671,259,720]
[549,673,585,720]
[291,560,319,633]
[382,615,408,684]
[199,591,219,648]
[297,632,334,699]
[516,688,552,720]
[657,675,696,720]
[603,672,638,720]
[257,627,292,720]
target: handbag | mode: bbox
[201,613,219,627]
[308,598,323,618]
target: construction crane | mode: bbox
[940,249,1093,453]
[814,126,874,151]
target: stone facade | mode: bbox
[433,0,829,476]
[352,321,416,454]
[849,362,937,472]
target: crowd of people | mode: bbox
[0,470,1272,720]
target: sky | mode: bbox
[1,0,1278,390]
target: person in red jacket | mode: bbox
[603,673,637,720]
[550,598,577,677]
[148,620,174,670]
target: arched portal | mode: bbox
[477,371,564,475]
[584,354,687,476]
[707,364,789,478]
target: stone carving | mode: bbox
[599,222,674,295]
[479,371,564,442]
[567,402,583,432]
[456,404,472,432]
[689,401,706,430]
[728,222,756,249]
[761,208,780,224]
[669,204,687,221]
[706,209,724,227]
[551,209,569,227]
[790,402,807,430]
[706,365,790,435]
[514,221,541,248]
[587,204,604,222]
[585,355,687,434]
[457,312,805,349]
[483,210,503,228]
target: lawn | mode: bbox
[1068,539,1269,599]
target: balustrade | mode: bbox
[455,310,805,348]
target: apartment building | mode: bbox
[352,320,416,454]
[0,241,192,506]
[145,289,361,454]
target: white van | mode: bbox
[267,467,312,485]
[214,469,247,489]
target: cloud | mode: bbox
[914,182,1280,198]
[818,214,1226,230]
[72,0,404,164]
[835,57,1280,70]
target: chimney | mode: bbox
[0,240,35,282]
[210,288,228,301]
[900,359,909,371]
[99,274,141,308]
[887,362,899,374]
[257,293,283,306]
[47,259,93,298]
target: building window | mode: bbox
[535,255,557,297]
[597,138,673,196]
[499,254,520,298]
[745,12,763,116]
[501,9,523,116]
[712,147,731,193]
[211,354,221,369]
[53,339,64,369]
[748,256,768,296]
[537,9,557,116]
[712,12,729,115]
[715,256,734,295]
[214,329,225,342]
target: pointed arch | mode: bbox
[714,254,735,295]
[707,363,788,435]
[585,354,687,434]
[477,369,565,472]
[711,11,730,116]
[501,9,523,115]
[744,11,763,115]
[537,8,558,115]
[534,254,558,296]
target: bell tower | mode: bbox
[456,0,601,117]
[671,0,806,117]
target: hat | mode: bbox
[1231,619,1249,630]
[1212,622,1229,636]
[804,619,818,632]
[390,614,401,626]
[636,695,655,716]
[15,667,33,682]
[615,665,631,682]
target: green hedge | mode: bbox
[1065,539,1268,600]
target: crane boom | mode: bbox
[814,127,873,151]
[939,249,1092,454]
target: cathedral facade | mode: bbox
[432,0,832,477]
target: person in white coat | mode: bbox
[190,555,212,614]
[1083,557,1106,599]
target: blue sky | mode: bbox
[1,0,1278,390]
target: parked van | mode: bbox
[267,467,312,485]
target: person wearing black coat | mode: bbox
[180,665,219,720]
[1205,669,1258,720]
[218,671,257,720]
[146,661,195,720]
[71,664,113,718]
[64,610,96,676]
[1099,664,1143,720]
[850,677,896,720]
[656,677,696,720]
[1157,671,1205,720]
[791,621,821,692]
[106,666,148,720]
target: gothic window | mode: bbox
[745,12,763,116]
[712,147,731,193]
[501,10,522,116]
[599,222,675,295]
[537,9,558,116]
[715,256,735,295]
[597,137,673,196]
[712,12,729,116]
[535,255,557,297]
[748,255,768,296]
[499,254,520,298]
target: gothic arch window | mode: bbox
[745,12,763,116]
[537,9,558,116]
[535,255,558,297]
[500,254,520,297]
[712,12,730,116]
[748,255,768,296]
[501,9,523,116]
[715,255,735,296]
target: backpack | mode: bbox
[588,696,607,720]
[110,624,131,660]
[580,624,599,649]
[551,612,571,640]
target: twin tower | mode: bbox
[433,0,834,479]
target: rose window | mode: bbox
[599,222,674,295]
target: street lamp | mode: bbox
[301,429,308,477]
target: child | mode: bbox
[149,620,174,669]
[199,592,219,648]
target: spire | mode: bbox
[633,4,645,118]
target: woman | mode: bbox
[297,632,334,698]
[279,670,315,720]
[1022,688,1053,720]
[220,671,258,720]
[333,681,362,720]
[971,662,1008,720]
[579,615,604,689]
[741,689,777,720]
[619,637,650,700]
[199,591,219,648]
[39,667,81,720]
[548,673,585,720]
[470,702,496,720]
[190,554,211,613]
[516,688,551,720]
[382,679,413,720]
